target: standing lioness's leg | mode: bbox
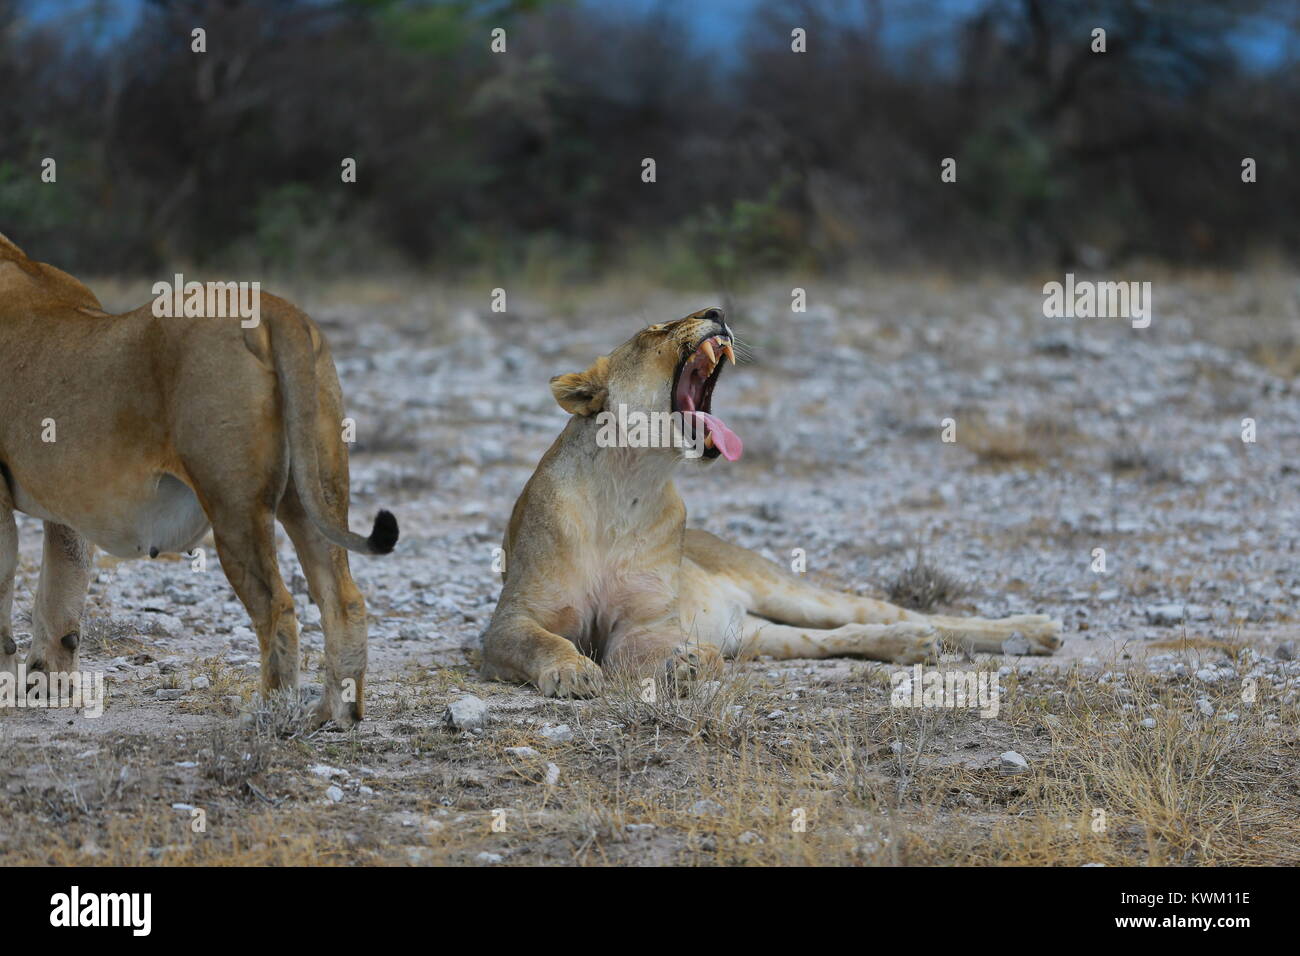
[209,506,300,697]
[278,486,367,727]
[27,522,93,682]
[0,482,18,678]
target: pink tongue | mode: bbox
[687,411,743,461]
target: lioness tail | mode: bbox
[262,305,399,556]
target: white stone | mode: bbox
[539,723,572,744]
[1000,751,1029,773]
[1145,604,1185,626]
[444,695,489,731]
[1000,632,1030,655]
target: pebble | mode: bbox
[1000,632,1030,655]
[689,798,724,817]
[443,695,489,731]
[1000,751,1029,773]
[539,723,573,744]
[1144,604,1185,626]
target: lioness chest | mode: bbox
[543,550,678,653]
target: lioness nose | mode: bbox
[699,307,723,323]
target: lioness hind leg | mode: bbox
[751,576,1061,658]
[0,486,17,678]
[689,531,921,629]
[210,508,300,698]
[689,534,1061,657]
[740,615,939,664]
[922,614,1062,656]
[278,487,367,728]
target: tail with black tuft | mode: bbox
[367,509,399,555]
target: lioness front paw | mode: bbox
[665,643,724,689]
[1001,615,1063,655]
[886,623,940,665]
[538,656,604,698]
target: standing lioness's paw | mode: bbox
[538,656,604,698]
[0,634,17,680]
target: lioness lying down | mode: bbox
[0,233,396,726]
[481,307,1062,696]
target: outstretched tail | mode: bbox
[261,304,399,555]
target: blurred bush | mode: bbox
[0,0,1294,279]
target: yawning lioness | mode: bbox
[480,307,1062,697]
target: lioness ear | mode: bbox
[550,356,610,416]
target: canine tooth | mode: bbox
[705,434,715,448]
[700,340,716,365]
[721,341,736,364]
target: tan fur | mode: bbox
[0,233,396,726]
[481,308,1062,697]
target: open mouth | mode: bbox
[671,332,742,461]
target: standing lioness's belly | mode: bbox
[6,466,209,559]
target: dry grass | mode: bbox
[4,651,1296,866]
[1108,443,1183,484]
[960,412,1081,467]
[885,550,970,611]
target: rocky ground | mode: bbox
[2,271,1297,865]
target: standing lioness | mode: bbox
[481,307,1061,697]
[0,233,396,726]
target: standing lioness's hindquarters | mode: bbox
[479,307,1062,698]
[0,232,397,727]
